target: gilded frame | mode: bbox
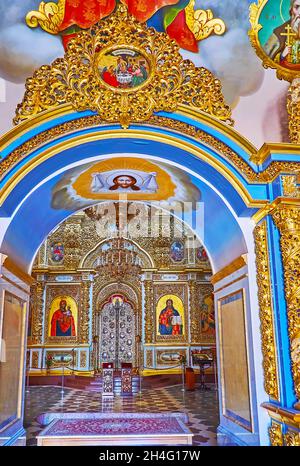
[44,284,81,345]
[249,0,300,82]
[0,291,27,432]
[154,283,188,344]
[95,44,155,94]
[156,348,187,367]
[217,288,254,432]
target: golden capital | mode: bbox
[271,205,300,233]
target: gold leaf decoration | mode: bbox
[281,174,300,198]
[271,205,300,401]
[269,421,283,446]
[254,221,279,400]
[185,0,226,41]
[26,0,66,34]
[249,0,300,82]
[15,6,232,127]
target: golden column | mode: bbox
[254,221,279,400]
[188,280,198,344]
[144,280,154,344]
[31,280,45,344]
[271,204,300,407]
[80,279,91,344]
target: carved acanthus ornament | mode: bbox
[31,351,40,369]
[284,430,300,446]
[63,219,82,270]
[287,78,300,144]
[269,421,283,446]
[281,174,300,198]
[271,206,300,402]
[15,6,232,127]
[185,0,226,41]
[254,221,279,400]
[26,1,66,34]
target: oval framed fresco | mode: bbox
[249,0,300,81]
[170,240,184,263]
[97,46,152,91]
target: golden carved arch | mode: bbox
[15,5,232,128]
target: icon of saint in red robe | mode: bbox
[50,300,76,337]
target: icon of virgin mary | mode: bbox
[50,299,76,337]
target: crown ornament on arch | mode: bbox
[14,4,233,128]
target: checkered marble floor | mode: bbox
[24,384,220,446]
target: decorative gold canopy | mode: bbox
[15,5,232,128]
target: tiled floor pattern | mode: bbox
[24,384,220,446]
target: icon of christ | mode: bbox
[158,299,183,336]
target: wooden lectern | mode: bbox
[102,362,114,397]
[121,362,132,395]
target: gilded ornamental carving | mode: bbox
[254,221,279,400]
[271,205,300,403]
[15,6,232,128]
[269,421,283,446]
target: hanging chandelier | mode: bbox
[94,237,142,279]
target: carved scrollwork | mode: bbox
[284,429,300,446]
[26,0,66,34]
[281,174,300,198]
[15,5,232,127]
[269,421,283,446]
[185,0,226,41]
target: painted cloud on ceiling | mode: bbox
[0,0,263,104]
[181,0,264,105]
[0,1,64,82]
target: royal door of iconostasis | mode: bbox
[98,295,136,370]
[0,5,300,448]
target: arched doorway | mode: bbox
[98,294,136,370]
[0,7,299,447]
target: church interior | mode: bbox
[0,0,300,448]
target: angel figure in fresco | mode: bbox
[263,0,300,70]
[50,299,76,337]
[159,299,182,336]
